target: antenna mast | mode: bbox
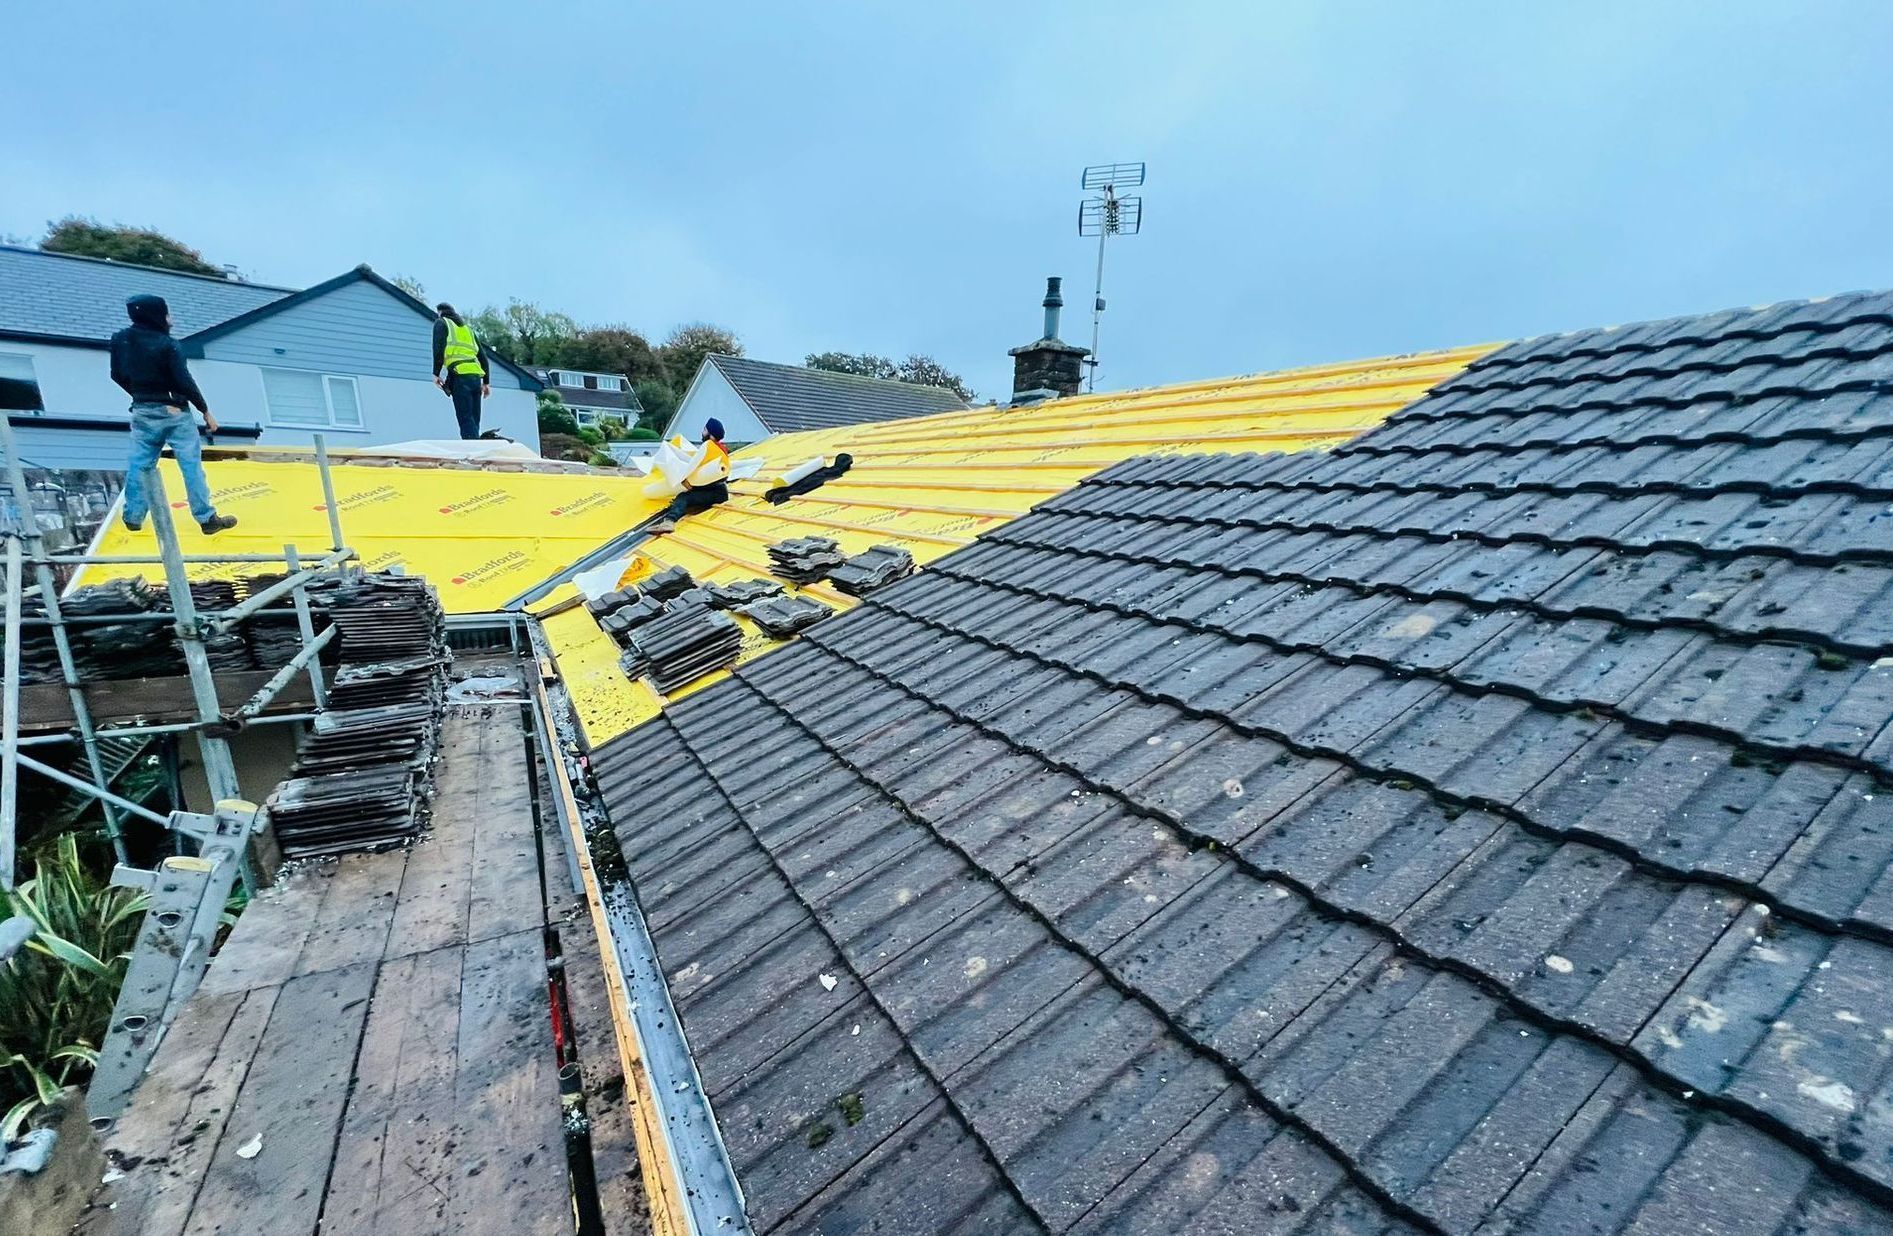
[1078,161,1146,392]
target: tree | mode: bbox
[896,354,976,402]
[807,350,976,402]
[657,323,742,393]
[471,299,578,366]
[806,351,899,380]
[390,274,427,300]
[536,388,577,437]
[554,326,667,385]
[41,216,222,275]
[632,379,678,434]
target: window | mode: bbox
[261,368,364,429]
[582,374,599,390]
[0,352,44,412]
[574,409,599,426]
[597,375,623,392]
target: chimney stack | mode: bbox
[1009,276,1090,404]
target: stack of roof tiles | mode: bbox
[631,606,744,694]
[767,536,846,584]
[826,544,916,597]
[266,573,448,859]
[643,565,696,601]
[189,580,253,671]
[736,594,832,638]
[3,574,351,683]
[11,588,63,683]
[591,290,1893,1234]
[704,578,784,610]
[62,579,182,679]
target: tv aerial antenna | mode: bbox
[1078,161,1145,392]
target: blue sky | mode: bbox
[5,2,1892,398]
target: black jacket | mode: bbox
[109,296,208,413]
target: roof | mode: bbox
[0,245,292,343]
[588,289,1893,1233]
[0,249,545,391]
[182,265,545,391]
[80,451,653,611]
[704,354,972,434]
[536,345,1488,743]
[556,386,635,413]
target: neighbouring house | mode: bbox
[529,366,644,429]
[0,246,543,476]
[660,354,969,445]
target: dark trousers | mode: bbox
[661,481,729,521]
[449,373,483,439]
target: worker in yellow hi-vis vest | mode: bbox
[431,303,490,439]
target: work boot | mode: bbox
[200,514,238,536]
[644,519,677,535]
[122,518,143,533]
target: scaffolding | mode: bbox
[0,416,358,1120]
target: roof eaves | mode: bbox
[0,328,111,350]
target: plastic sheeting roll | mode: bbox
[778,456,825,486]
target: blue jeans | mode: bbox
[123,403,216,525]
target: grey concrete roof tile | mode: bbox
[588,286,1893,1230]
[709,354,969,435]
[0,244,291,340]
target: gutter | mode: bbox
[525,622,751,1236]
[7,413,263,439]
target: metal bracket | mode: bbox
[108,864,157,893]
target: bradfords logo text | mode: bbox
[173,480,271,509]
[359,550,404,572]
[450,551,528,586]
[316,485,399,513]
[437,489,514,516]
[550,492,610,518]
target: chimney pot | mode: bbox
[1009,275,1090,402]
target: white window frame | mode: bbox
[260,368,367,431]
[0,351,44,413]
[596,375,623,392]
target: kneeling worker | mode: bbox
[646,419,731,534]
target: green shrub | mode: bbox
[0,834,148,1137]
[624,427,659,441]
[536,389,578,437]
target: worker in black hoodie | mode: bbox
[109,295,236,535]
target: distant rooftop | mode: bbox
[707,354,971,434]
[0,245,295,342]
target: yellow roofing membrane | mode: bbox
[79,455,656,612]
[541,345,1493,746]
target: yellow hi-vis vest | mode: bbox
[442,318,485,378]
